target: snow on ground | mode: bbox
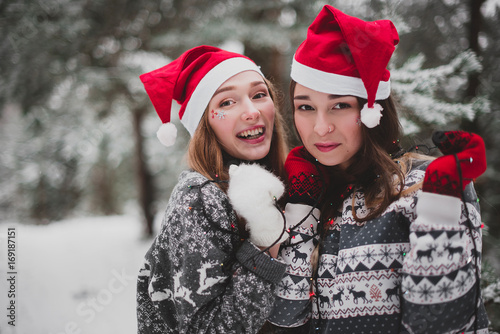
[0,214,153,334]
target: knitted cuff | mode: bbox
[285,203,320,230]
[416,191,462,226]
[236,240,287,284]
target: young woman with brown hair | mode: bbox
[268,5,489,333]
[136,45,289,333]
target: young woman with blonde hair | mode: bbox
[136,45,290,333]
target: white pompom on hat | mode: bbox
[291,5,399,128]
[156,122,178,147]
[140,45,264,146]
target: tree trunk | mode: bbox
[466,0,485,98]
[132,107,155,237]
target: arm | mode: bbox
[268,146,326,327]
[138,177,286,334]
[401,131,488,333]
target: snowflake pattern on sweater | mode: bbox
[137,170,286,334]
[269,160,489,333]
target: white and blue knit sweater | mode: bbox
[269,159,489,333]
[137,170,286,333]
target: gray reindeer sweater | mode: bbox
[137,170,286,334]
[269,159,489,333]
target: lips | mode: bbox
[237,126,265,140]
[315,142,340,152]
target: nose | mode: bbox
[314,112,332,137]
[241,100,260,121]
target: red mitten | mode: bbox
[422,131,487,198]
[286,146,328,205]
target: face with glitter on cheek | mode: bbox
[207,71,275,161]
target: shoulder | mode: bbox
[168,170,234,221]
[402,157,431,187]
[158,170,237,241]
[176,170,212,188]
[409,158,431,171]
[170,170,227,206]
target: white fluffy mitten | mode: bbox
[227,164,287,247]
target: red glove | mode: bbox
[422,131,487,198]
[286,146,328,205]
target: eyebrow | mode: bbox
[213,80,267,97]
[294,94,346,101]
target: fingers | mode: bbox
[423,132,487,197]
[432,131,472,155]
[456,134,487,180]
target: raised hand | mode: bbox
[423,131,487,198]
[286,146,328,206]
[227,164,286,247]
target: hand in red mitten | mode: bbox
[286,146,328,206]
[422,131,487,198]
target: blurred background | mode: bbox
[1,0,500,332]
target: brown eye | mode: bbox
[297,104,314,111]
[333,102,351,109]
[220,100,234,108]
[253,92,267,99]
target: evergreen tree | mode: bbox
[1,6,499,326]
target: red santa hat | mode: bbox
[140,45,264,146]
[291,5,399,128]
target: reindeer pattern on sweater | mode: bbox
[137,170,286,334]
[269,160,489,333]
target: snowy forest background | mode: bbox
[1,0,500,332]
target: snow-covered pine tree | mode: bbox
[391,50,489,134]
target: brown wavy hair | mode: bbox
[188,77,289,192]
[289,80,423,223]
[290,80,430,272]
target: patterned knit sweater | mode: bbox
[269,159,489,333]
[137,170,287,333]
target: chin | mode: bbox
[242,152,268,162]
[315,156,339,167]
[237,147,270,161]
[240,142,272,161]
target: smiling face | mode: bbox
[293,83,363,170]
[207,70,275,161]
